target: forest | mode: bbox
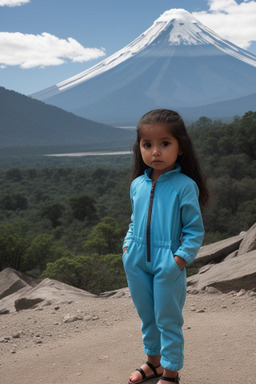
[0,111,255,294]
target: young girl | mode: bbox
[122,109,208,384]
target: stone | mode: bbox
[0,268,40,300]
[198,265,213,274]
[191,234,244,268]
[0,309,9,315]
[187,250,256,293]
[224,250,238,261]
[238,223,256,256]
[12,332,21,339]
[63,315,83,323]
[237,289,246,297]
[100,287,130,298]
[205,286,221,294]
[15,298,44,311]
[0,270,96,314]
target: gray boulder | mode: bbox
[0,267,40,300]
[0,269,96,314]
[191,234,244,268]
[187,249,256,293]
[237,223,256,256]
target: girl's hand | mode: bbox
[174,255,186,270]
[123,247,128,254]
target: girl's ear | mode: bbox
[178,148,183,156]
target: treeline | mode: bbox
[0,111,255,293]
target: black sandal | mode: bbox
[159,375,180,383]
[128,361,163,384]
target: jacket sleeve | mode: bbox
[174,181,204,265]
[122,182,135,252]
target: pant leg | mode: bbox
[122,242,161,356]
[153,247,187,371]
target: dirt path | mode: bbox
[0,292,255,384]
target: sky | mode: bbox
[1,0,256,95]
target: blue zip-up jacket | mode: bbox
[123,164,204,266]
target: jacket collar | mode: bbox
[144,163,181,181]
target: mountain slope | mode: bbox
[32,9,256,125]
[0,87,133,148]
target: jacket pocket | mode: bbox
[170,249,183,274]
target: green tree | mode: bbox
[22,234,69,274]
[83,217,121,255]
[40,202,65,228]
[69,194,96,221]
[42,252,126,294]
[0,221,31,271]
[0,193,28,211]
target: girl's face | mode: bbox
[139,123,182,180]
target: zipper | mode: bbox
[146,181,156,262]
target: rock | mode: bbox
[196,309,205,313]
[238,223,256,256]
[15,298,44,311]
[0,268,40,300]
[187,250,256,293]
[0,309,9,315]
[12,332,21,339]
[63,315,83,323]
[100,287,130,298]
[0,337,9,343]
[191,234,244,268]
[198,265,213,274]
[205,286,221,294]
[84,315,93,321]
[237,289,246,297]
[224,250,238,261]
[0,270,97,314]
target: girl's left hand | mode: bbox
[174,255,186,270]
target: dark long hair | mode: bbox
[132,109,209,206]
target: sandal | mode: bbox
[158,375,180,383]
[128,361,163,384]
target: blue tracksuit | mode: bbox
[122,164,204,371]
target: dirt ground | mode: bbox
[0,290,255,384]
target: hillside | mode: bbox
[0,87,133,148]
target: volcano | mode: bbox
[32,9,256,125]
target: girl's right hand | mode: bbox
[123,247,128,254]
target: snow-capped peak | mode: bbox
[33,8,256,94]
[156,8,195,23]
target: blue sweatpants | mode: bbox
[123,240,187,372]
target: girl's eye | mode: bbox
[162,141,170,147]
[144,143,151,148]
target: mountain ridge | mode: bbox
[31,8,256,125]
[0,86,133,148]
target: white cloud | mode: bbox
[0,32,106,69]
[193,0,256,50]
[0,0,30,6]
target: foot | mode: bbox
[128,361,163,383]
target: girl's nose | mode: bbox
[152,147,160,155]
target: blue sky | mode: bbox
[1,0,256,95]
